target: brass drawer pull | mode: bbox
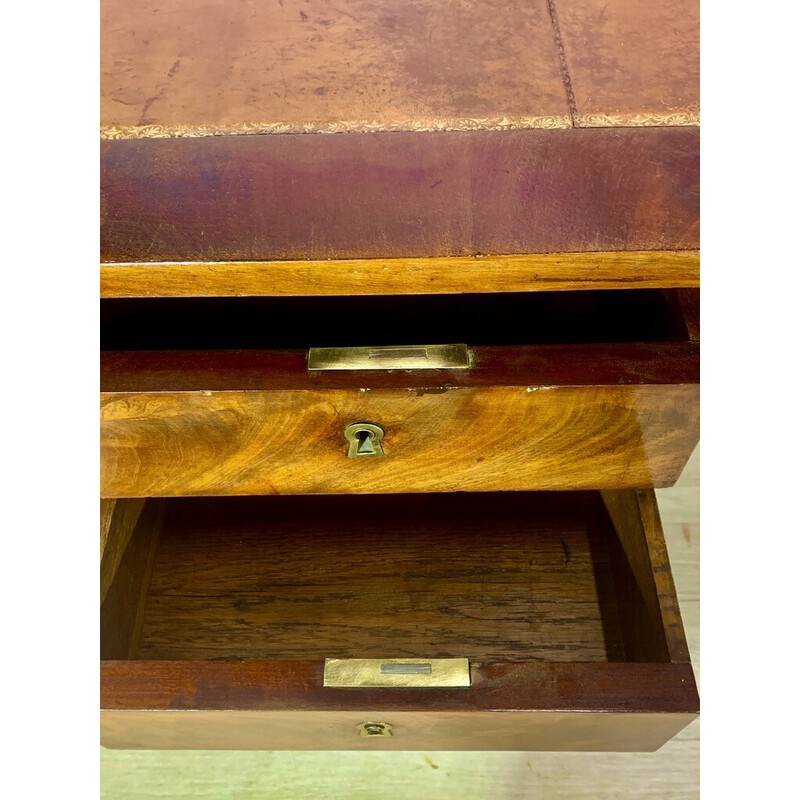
[324,658,471,688]
[308,343,469,371]
[344,422,385,458]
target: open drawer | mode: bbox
[100,488,698,751]
[100,289,699,496]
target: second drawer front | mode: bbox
[100,383,699,497]
[101,708,696,752]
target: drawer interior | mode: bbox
[101,289,696,350]
[101,491,682,665]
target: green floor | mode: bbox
[101,742,700,799]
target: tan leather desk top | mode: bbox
[101,0,698,137]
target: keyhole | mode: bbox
[344,422,385,457]
[357,721,393,737]
[356,429,374,454]
[364,724,385,736]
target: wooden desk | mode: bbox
[100,0,700,752]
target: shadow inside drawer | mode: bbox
[100,290,693,350]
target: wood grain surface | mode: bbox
[100,250,699,299]
[101,378,699,497]
[100,341,699,390]
[100,379,698,497]
[101,500,164,659]
[101,127,699,263]
[100,499,145,602]
[100,708,696,752]
[134,493,625,661]
[101,659,696,713]
[601,490,689,662]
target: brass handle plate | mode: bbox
[324,658,471,688]
[308,343,469,371]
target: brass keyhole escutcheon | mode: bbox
[357,722,393,737]
[344,422,385,458]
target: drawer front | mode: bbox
[101,708,696,752]
[101,659,698,753]
[100,383,699,496]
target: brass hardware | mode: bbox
[324,658,471,688]
[380,662,431,675]
[308,343,470,371]
[357,722,393,738]
[344,422,385,458]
